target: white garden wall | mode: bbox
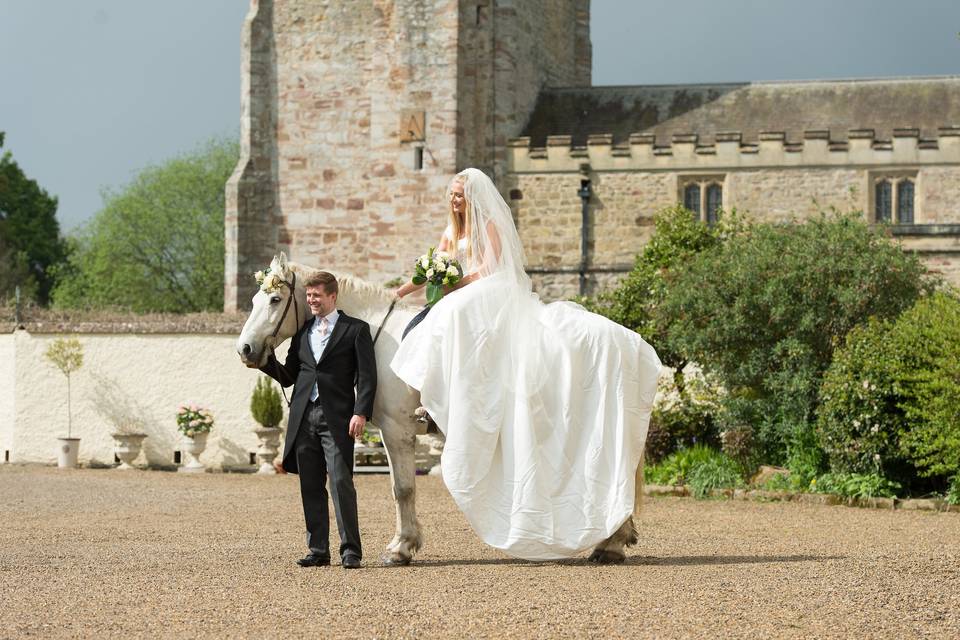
[0,333,15,462]
[6,329,290,469]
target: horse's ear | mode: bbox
[277,251,289,275]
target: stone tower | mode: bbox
[224,0,591,310]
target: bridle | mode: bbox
[266,271,299,407]
[264,273,399,407]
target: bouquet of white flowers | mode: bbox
[177,404,215,438]
[412,247,463,305]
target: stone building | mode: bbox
[225,0,960,309]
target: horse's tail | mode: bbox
[633,449,645,517]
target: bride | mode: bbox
[391,168,662,561]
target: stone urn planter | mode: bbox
[56,437,81,469]
[178,432,208,473]
[112,433,147,470]
[253,427,282,474]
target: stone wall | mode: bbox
[5,329,286,469]
[508,128,960,300]
[226,0,592,311]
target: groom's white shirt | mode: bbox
[308,308,340,402]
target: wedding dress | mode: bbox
[390,168,662,560]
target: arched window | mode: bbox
[705,184,722,225]
[875,180,892,223]
[897,180,914,224]
[684,184,701,219]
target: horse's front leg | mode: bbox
[378,414,422,566]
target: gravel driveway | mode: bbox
[2,465,958,639]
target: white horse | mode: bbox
[237,253,642,565]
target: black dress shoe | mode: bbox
[297,553,330,567]
[341,554,362,569]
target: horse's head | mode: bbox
[237,252,308,368]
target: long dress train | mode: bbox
[391,268,661,560]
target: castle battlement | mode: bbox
[508,126,960,173]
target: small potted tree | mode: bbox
[176,405,214,473]
[250,376,284,474]
[89,373,148,470]
[45,337,84,468]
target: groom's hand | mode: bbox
[349,415,367,439]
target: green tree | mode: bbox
[658,212,934,465]
[584,204,733,375]
[0,131,67,304]
[52,137,238,312]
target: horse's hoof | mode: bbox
[380,552,412,567]
[588,549,625,565]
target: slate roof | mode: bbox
[520,76,960,146]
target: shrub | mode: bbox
[811,472,901,499]
[896,293,960,480]
[947,476,960,506]
[817,291,960,488]
[250,376,284,429]
[687,455,744,498]
[645,445,744,497]
[583,204,733,373]
[646,366,722,463]
[658,212,933,465]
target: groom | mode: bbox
[260,271,377,569]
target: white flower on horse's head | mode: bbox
[261,273,284,292]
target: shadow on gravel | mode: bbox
[371,554,841,568]
[627,554,843,566]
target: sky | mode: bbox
[2,0,959,233]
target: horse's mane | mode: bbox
[287,261,407,310]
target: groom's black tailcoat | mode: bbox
[260,312,377,474]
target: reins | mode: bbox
[373,297,398,345]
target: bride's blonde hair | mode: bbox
[448,174,471,257]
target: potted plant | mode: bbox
[250,376,284,474]
[45,337,84,469]
[176,405,214,473]
[89,373,148,470]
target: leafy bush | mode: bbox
[811,472,901,499]
[645,445,743,498]
[817,291,960,488]
[947,476,960,506]
[250,376,284,429]
[646,366,722,463]
[658,212,933,465]
[687,455,744,498]
[896,294,960,480]
[583,204,732,372]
